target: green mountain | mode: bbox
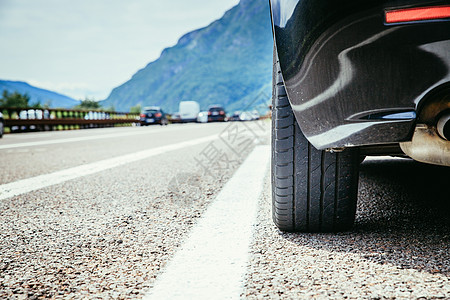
[102,0,273,114]
[0,80,80,108]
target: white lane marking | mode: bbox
[13,133,54,139]
[0,125,198,150]
[144,145,270,300]
[0,131,144,150]
[0,134,219,201]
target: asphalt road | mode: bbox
[0,122,449,299]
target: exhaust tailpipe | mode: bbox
[400,124,450,167]
[437,112,450,141]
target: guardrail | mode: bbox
[0,107,139,133]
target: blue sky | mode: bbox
[0,0,239,100]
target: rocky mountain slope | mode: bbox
[102,0,272,114]
[0,80,79,108]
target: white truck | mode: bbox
[179,101,200,123]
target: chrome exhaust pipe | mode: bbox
[437,112,450,141]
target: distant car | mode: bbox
[197,111,208,123]
[229,111,241,121]
[179,101,200,123]
[250,110,260,120]
[0,112,4,138]
[207,105,226,122]
[228,111,257,121]
[140,107,168,126]
[170,112,182,123]
[239,111,253,121]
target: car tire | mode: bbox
[272,47,360,232]
[0,120,3,138]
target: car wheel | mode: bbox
[272,47,360,232]
[0,120,3,138]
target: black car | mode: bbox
[207,105,226,122]
[270,0,450,232]
[140,107,168,126]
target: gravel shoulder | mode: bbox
[244,157,450,299]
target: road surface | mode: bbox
[0,122,449,299]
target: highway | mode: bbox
[0,122,449,299]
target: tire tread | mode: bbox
[272,45,359,232]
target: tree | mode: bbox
[0,90,41,108]
[130,104,141,114]
[74,97,102,110]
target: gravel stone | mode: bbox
[0,122,267,299]
[243,158,450,299]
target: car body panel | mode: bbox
[270,0,450,149]
[197,111,208,123]
[179,101,200,123]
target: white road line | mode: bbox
[0,134,219,201]
[144,145,270,300]
[0,126,194,150]
[0,130,143,150]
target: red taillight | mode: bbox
[140,114,145,118]
[385,5,450,24]
[208,111,212,115]
[220,111,225,115]
[155,112,162,117]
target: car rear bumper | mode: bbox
[270,0,450,149]
[208,116,226,122]
[140,118,163,125]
